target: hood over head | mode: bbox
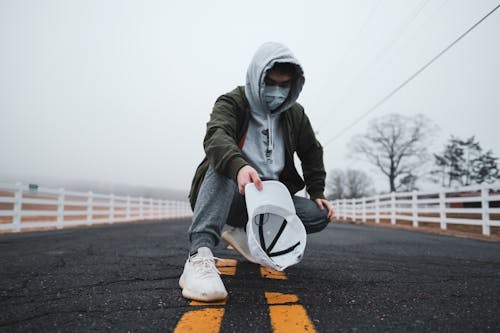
[245,42,305,115]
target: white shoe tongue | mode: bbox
[197,247,213,258]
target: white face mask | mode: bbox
[263,85,290,111]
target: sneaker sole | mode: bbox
[181,287,227,302]
[221,231,257,263]
[179,274,227,302]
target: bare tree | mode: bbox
[326,168,374,200]
[326,169,345,200]
[345,169,374,198]
[349,114,437,192]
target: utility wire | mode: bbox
[317,0,431,134]
[324,3,500,147]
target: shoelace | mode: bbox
[190,256,223,278]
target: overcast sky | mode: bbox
[1,0,499,193]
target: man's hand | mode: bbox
[315,198,334,221]
[237,165,263,194]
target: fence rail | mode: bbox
[0,182,193,233]
[331,183,500,236]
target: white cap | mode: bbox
[245,180,307,271]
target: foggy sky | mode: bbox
[1,0,499,192]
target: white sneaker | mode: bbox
[179,247,228,302]
[222,227,257,263]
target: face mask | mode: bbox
[263,85,290,111]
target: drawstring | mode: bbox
[266,114,274,164]
[267,114,273,153]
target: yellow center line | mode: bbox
[175,260,317,333]
[216,258,238,276]
[173,308,225,333]
[265,292,317,332]
[260,266,287,280]
[216,258,238,267]
[268,304,317,333]
[265,292,299,305]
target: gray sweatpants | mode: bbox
[188,166,329,253]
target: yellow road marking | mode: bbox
[265,292,299,305]
[174,308,224,333]
[175,259,317,332]
[268,304,317,333]
[216,259,238,267]
[216,258,237,276]
[189,299,227,306]
[260,266,287,280]
[218,266,236,275]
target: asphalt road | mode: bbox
[1,219,499,332]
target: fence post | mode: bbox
[109,194,115,224]
[160,200,165,219]
[390,192,396,225]
[87,191,93,225]
[375,195,380,223]
[412,190,418,228]
[13,182,23,232]
[139,197,144,220]
[439,191,446,230]
[362,197,366,223]
[153,199,157,219]
[126,196,131,221]
[342,199,347,221]
[350,198,354,222]
[149,198,153,220]
[481,187,490,236]
[57,188,65,229]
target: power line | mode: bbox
[323,3,500,147]
[317,0,431,134]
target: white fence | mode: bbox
[332,183,500,236]
[0,182,193,233]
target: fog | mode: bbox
[1,0,499,194]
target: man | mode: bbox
[179,42,334,302]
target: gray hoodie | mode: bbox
[243,42,305,180]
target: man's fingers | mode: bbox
[315,198,324,210]
[325,202,334,221]
[316,198,335,221]
[250,172,263,191]
[328,207,334,220]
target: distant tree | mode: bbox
[432,135,499,187]
[398,173,419,192]
[349,113,437,192]
[473,151,499,184]
[326,169,345,200]
[345,169,374,198]
[433,138,463,186]
[326,168,374,200]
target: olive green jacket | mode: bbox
[188,86,326,209]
